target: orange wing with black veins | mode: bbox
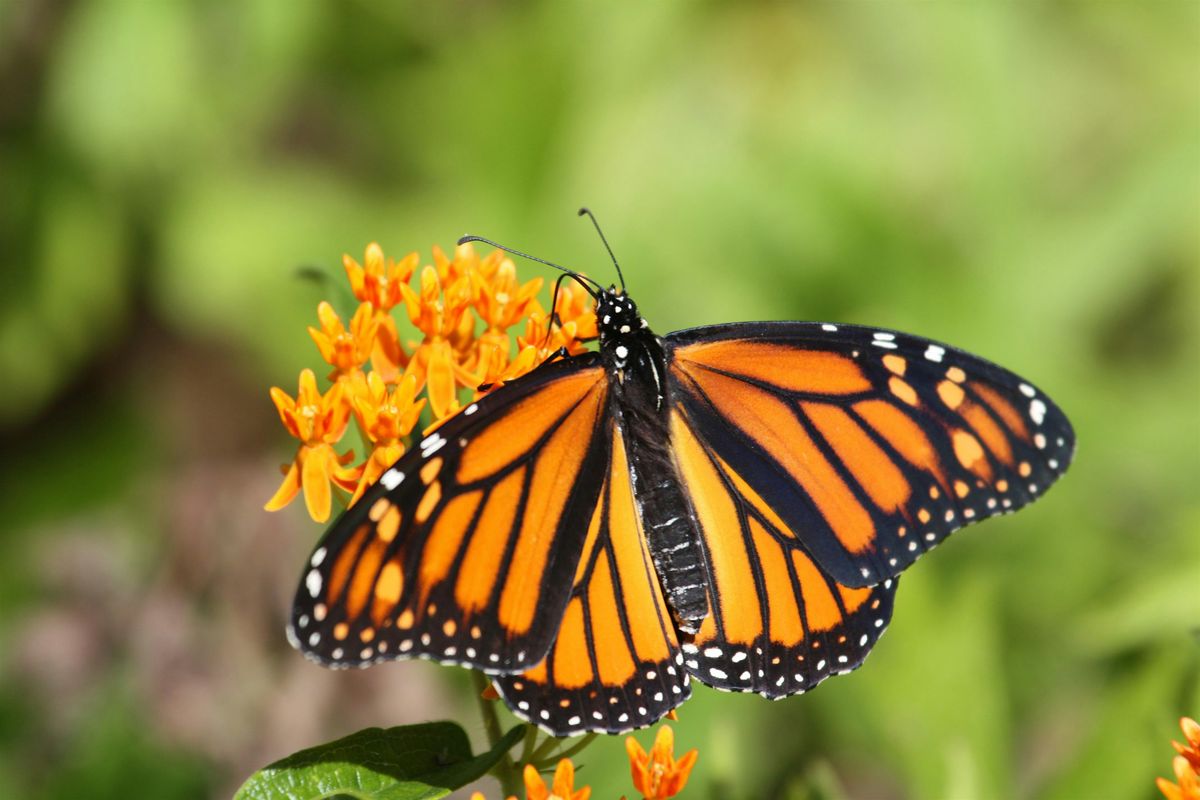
[494,429,690,735]
[666,322,1074,590]
[288,356,612,676]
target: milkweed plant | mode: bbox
[241,243,696,799]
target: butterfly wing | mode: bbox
[288,354,612,674]
[665,321,1075,589]
[670,406,897,696]
[494,429,690,735]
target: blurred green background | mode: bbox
[1,1,1197,798]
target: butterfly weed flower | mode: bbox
[431,243,489,358]
[264,368,361,523]
[344,241,416,312]
[476,281,599,395]
[467,256,544,386]
[308,301,380,384]
[550,278,599,344]
[344,243,416,383]
[348,372,426,505]
[267,241,582,522]
[1159,717,1200,800]
[625,725,698,800]
[522,759,591,800]
[400,264,475,419]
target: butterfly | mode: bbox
[287,212,1075,737]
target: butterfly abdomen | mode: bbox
[599,289,711,633]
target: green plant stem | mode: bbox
[528,730,598,770]
[471,671,523,797]
[528,734,563,766]
[518,724,541,765]
[549,733,598,764]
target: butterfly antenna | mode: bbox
[457,234,601,297]
[577,207,625,292]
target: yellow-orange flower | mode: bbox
[344,242,417,311]
[523,759,590,800]
[401,265,474,419]
[472,288,594,395]
[369,314,408,384]
[550,279,599,346]
[269,239,604,523]
[264,369,361,523]
[433,241,503,288]
[434,243,494,355]
[1159,717,1200,800]
[466,258,544,385]
[308,301,380,382]
[626,726,697,800]
[348,372,426,505]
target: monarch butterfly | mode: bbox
[287,211,1074,737]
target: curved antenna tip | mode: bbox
[576,207,625,291]
[576,207,590,217]
[456,234,473,246]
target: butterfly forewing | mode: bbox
[289,356,611,674]
[665,322,1075,589]
[494,430,690,735]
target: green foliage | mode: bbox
[235,723,524,800]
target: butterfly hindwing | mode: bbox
[288,355,611,674]
[494,429,690,735]
[669,406,897,696]
[666,321,1075,589]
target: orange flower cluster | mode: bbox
[626,725,698,799]
[1159,717,1200,800]
[466,725,696,800]
[266,242,597,522]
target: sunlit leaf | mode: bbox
[234,722,523,800]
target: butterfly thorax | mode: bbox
[597,289,711,633]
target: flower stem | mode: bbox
[471,670,522,797]
[519,724,541,765]
[528,731,598,770]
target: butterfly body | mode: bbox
[595,289,712,633]
[290,283,1074,737]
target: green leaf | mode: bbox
[234,722,524,800]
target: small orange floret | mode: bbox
[626,725,698,800]
[1158,717,1200,800]
[524,759,590,800]
[343,242,417,311]
[264,369,361,522]
[400,265,476,419]
[465,257,544,383]
[553,280,599,344]
[308,301,380,380]
[347,372,426,504]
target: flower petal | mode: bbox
[550,759,576,798]
[1183,717,1200,749]
[317,300,343,334]
[269,387,303,439]
[522,764,549,800]
[300,445,334,522]
[665,748,699,796]
[264,460,302,511]
[425,341,459,419]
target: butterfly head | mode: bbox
[596,288,647,345]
